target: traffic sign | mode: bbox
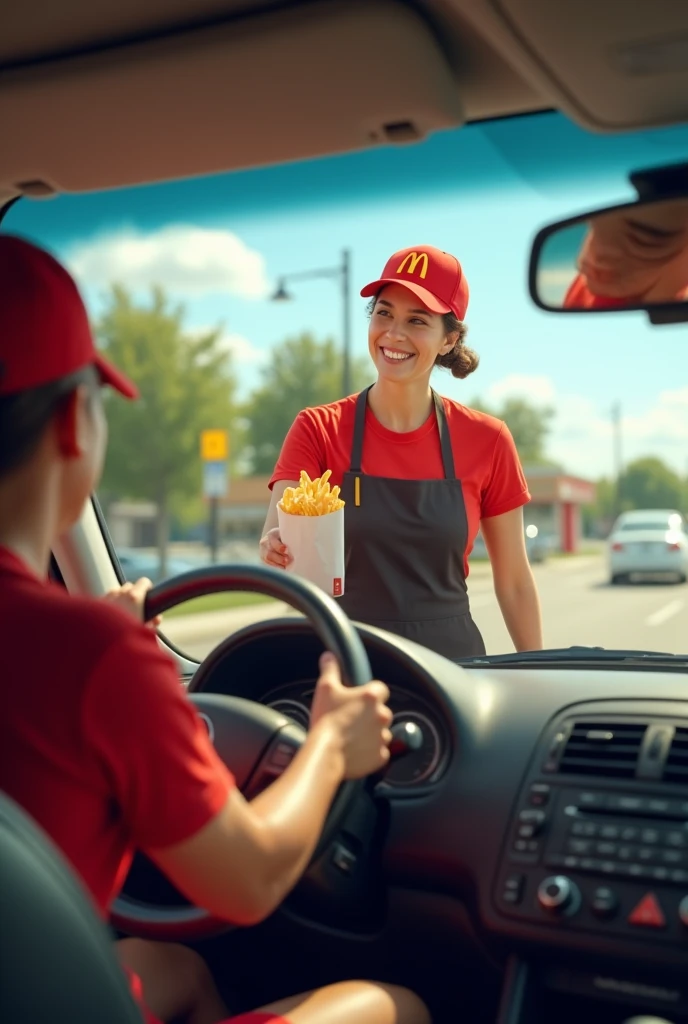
[200,429,229,461]
[203,460,228,498]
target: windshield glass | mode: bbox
[6,110,688,661]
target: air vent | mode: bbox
[559,722,647,778]
[664,726,688,784]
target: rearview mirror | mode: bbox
[529,194,688,324]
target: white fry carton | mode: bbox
[277,505,345,598]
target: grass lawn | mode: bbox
[164,591,278,618]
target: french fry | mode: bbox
[278,470,345,516]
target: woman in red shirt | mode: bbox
[0,234,429,1024]
[261,246,543,660]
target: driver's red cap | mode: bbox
[360,245,469,320]
[0,234,138,399]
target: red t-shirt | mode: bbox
[269,394,530,577]
[0,543,234,895]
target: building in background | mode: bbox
[523,468,596,553]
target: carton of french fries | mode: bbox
[277,470,345,597]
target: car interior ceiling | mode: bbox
[1,2,688,1024]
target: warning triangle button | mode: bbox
[628,893,666,928]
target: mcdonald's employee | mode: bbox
[260,246,543,660]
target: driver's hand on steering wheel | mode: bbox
[310,653,393,779]
[104,577,162,629]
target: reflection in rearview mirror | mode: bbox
[531,196,688,313]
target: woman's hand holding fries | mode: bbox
[260,526,292,569]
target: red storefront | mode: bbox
[525,469,597,554]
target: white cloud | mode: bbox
[217,332,267,367]
[484,375,688,478]
[67,225,269,299]
[486,374,557,405]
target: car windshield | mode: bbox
[6,110,688,661]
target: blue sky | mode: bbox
[8,111,688,480]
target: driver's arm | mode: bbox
[85,629,391,925]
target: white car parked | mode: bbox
[607,509,688,585]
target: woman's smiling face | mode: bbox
[368,284,456,383]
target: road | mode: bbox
[163,555,687,663]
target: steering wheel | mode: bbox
[111,564,373,940]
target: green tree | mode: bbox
[97,286,240,573]
[619,456,685,511]
[245,333,372,474]
[470,395,555,465]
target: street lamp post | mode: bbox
[271,248,352,397]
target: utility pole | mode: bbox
[611,402,623,517]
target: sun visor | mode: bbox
[0,0,463,196]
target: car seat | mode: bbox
[0,790,144,1023]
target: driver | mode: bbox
[563,198,688,308]
[0,234,430,1024]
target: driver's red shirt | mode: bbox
[0,545,234,914]
[564,274,642,309]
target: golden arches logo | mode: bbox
[396,251,429,279]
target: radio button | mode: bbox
[608,795,644,813]
[647,798,671,815]
[600,825,620,840]
[591,886,618,919]
[600,861,618,875]
[665,830,686,848]
[502,873,525,904]
[571,821,598,838]
[661,849,684,865]
[640,828,660,844]
[567,839,593,855]
[577,791,607,810]
[596,841,617,857]
[529,784,551,806]
[620,827,639,842]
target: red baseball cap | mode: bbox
[360,245,469,320]
[0,234,138,399]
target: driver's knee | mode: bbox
[378,983,431,1024]
[248,979,431,1024]
[117,937,227,1023]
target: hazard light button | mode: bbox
[627,893,666,929]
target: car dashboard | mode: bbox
[187,617,688,982]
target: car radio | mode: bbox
[494,713,688,948]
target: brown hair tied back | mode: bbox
[435,312,479,380]
[366,296,479,380]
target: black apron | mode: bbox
[338,387,486,660]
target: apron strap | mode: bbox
[432,390,456,480]
[349,386,372,474]
[349,386,455,480]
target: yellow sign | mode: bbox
[396,251,429,280]
[200,429,229,461]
